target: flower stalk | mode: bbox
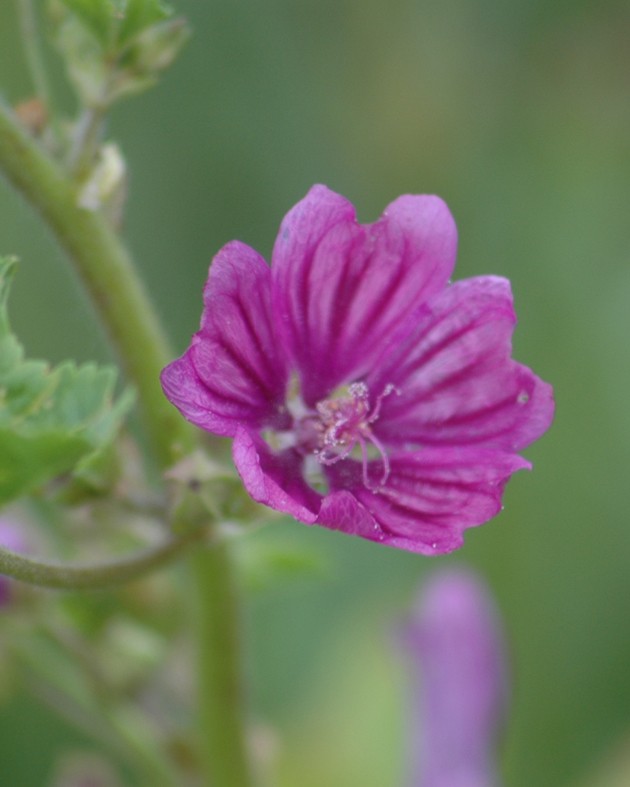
[193,542,256,787]
[0,529,204,590]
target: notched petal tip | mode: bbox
[201,239,269,316]
[274,184,356,250]
[382,192,457,232]
[380,193,458,273]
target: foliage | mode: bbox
[49,0,189,107]
[0,258,133,505]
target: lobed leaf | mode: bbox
[0,258,133,505]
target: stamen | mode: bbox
[308,381,399,493]
[315,443,354,466]
[366,431,391,491]
[358,437,371,490]
[368,383,400,423]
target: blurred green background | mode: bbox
[1,0,629,785]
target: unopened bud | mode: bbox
[400,568,508,787]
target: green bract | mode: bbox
[49,0,189,107]
[0,257,133,505]
[54,0,173,48]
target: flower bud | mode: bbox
[400,568,508,787]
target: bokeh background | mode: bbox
[1,1,629,785]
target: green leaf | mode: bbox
[0,258,133,505]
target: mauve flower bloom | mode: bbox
[161,185,553,553]
[401,569,507,787]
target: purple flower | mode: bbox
[400,569,508,787]
[161,185,553,553]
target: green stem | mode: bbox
[0,529,203,590]
[193,542,255,787]
[67,104,107,178]
[0,98,192,468]
[16,0,52,106]
[0,97,254,785]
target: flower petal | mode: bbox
[232,427,321,522]
[316,490,380,539]
[231,429,385,539]
[272,185,457,404]
[160,350,241,436]
[324,447,529,554]
[369,276,554,452]
[161,241,289,437]
[232,437,525,554]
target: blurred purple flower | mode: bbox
[0,516,27,608]
[161,185,553,553]
[401,569,508,787]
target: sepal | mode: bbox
[165,450,262,535]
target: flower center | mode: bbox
[305,382,398,492]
